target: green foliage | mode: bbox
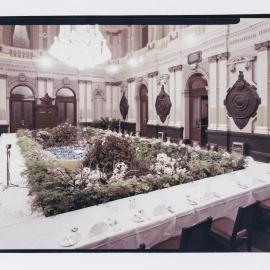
[18,127,247,217]
[83,135,136,171]
[88,117,120,130]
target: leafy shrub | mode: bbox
[17,127,246,217]
[88,117,120,131]
[50,122,78,146]
[83,135,135,172]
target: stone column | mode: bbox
[47,78,54,97]
[152,74,159,125]
[78,80,88,123]
[207,52,230,131]
[168,71,175,126]
[105,82,112,118]
[111,81,122,119]
[127,77,136,123]
[0,26,4,44]
[0,74,8,126]
[217,53,230,131]
[127,26,132,53]
[169,65,183,127]
[208,55,219,131]
[86,81,93,122]
[37,77,46,102]
[132,25,141,51]
[147,71,159,125]
[254,41,270,134]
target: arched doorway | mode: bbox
[139,85,148,136]
[56,88,76,125]
[188,74,208,144]
[10,85,35,132]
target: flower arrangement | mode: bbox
[17,126,246,217]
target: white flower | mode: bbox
[222,152,231,158]
[109,162,128,182]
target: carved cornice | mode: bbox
[208,52,230,63]
[168,65,183,73]
[127,77,135,83]
[111,81,122,87]
[136,76,144,83]
[37,77,53,82]
[78,79,92,84]
[255,40,270,51]
[147,71,159,78]
[228,55,257,73]
[105,82,113,86]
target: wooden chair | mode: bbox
[150,217,213,252]
[210,202,259,252]
[179,217,213,252]
[255,198,270,230]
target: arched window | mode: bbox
[10,85,34,132]
[56,88,76,125]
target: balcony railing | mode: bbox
[0,45,42,59]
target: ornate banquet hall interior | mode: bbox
[1,18,270,251]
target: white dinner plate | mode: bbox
[152,204,169,216]
[89,222,108,237]
[186,197,199,205]
[59,233,81,247]
[132,214,144,223]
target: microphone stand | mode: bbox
[3,144,19,191]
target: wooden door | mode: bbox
[140,85,148,136]
[56,100,76,125]
[190,95,202,142]
[189,75,208,144]
[10,100,34,132]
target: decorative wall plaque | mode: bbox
[40,93,54,105]
[120,92,129,120]
[224,71,261,129]
[187,51,202,65]
[155,85,172,123]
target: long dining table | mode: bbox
[1,161,270,249]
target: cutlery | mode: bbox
[167,206,175,213]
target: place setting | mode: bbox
[59,227,81,248]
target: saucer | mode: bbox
[132,214,144,223]
[89,222,108,237]
[59,232,81,247]
[152,204,169,216]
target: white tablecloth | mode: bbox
[1,162,270,249]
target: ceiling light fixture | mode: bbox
[49,25,111,71]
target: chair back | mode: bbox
[179,217,213,252]
[231,202,259,241]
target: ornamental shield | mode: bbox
[224,71,261,129]
[120,92,129,120]
[155,85,172,123]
